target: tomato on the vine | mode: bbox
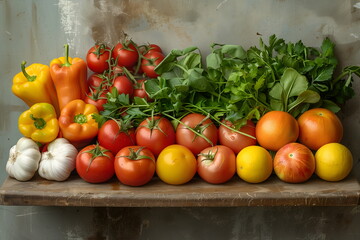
[218,120,257,154]
[110,75,134,97]
[76,144,115,183]
[136,116,175,156]
[97,119,136,155]
[175,113,218,155]
[133,79,151,101]
[86,44,111,73]
[84,90,108,112]
[141,51,165,78]
[87,73,108,91]
[197,145,236,184]
[112,41,139,68]
[114,146,156,186]
[147,44,163,54]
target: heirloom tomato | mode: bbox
[274,143,315,183]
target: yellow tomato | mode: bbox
[156,144,197,185]
[315,143,353,181]
[236,145,273,183]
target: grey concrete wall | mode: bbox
[0,0,359,239]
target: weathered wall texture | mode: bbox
[1,0,359,239]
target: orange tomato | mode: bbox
[255,111,299,151]
[297,108,343,150]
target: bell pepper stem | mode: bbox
[30,114,46,129]
[63,44,72,67]
[74,114,87,124]
[21,61,37,82]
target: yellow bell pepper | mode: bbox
[18,103,59,144]
[12,61,60,115]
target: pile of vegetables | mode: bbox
[7,35,359,185]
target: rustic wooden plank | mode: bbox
[0,173,359,207]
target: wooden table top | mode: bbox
[0,173,359,207]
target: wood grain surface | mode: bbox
[0,173,359,207]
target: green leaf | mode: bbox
[155,46,198,74]
[206,52,222,69]
[269,68,309,112]
[321,38,335,57]
[188,68,212,92]
[313,66,334,82]
[133,96,149,106]
[144,79,160,96]
[117,93,130,105]
[220,45,247,59]
[281,68,308,98]
[288,90,321,112]
[320,100,341,113]
[126,108,147,117]
[180,52,202,69]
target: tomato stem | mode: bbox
[162,112,214,146]
[117,147,153,161]
[184,104,256,140]
[82,143,111,172]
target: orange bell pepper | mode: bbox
[58,99,99,148]
[50,44,88,110]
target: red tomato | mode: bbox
[109,65,124,78]
[133,79,151,101]
[197,145,236,184]
[218,120,257,154]
[141,51,165,78]
[176,113,218,155]
[86,44,111,73]
[112,41,139,68]
[114,146,156,186]
[87,73,108,91]
[110,75,134,97]
[147,44,163,54]
[274,142,315,183]
[136,116,176,156]
[97,119,136,155]
[84,90,108,112]
[76,144,115,183]
[297,108,343,150]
